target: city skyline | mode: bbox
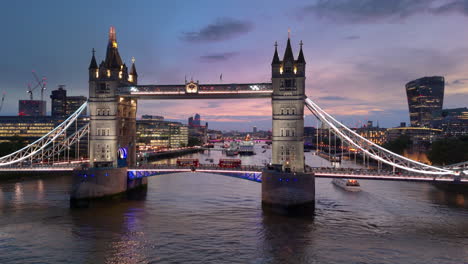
[1,1,468,131]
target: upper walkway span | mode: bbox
[119,82,272,99]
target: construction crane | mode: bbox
[0,92,5,112]
[27,70,47,100]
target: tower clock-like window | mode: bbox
[98,83,110,93]
[284,79,296,89]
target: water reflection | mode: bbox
[70,197,148,264]
[428,188,468,208]
[260,210,315,264]
[14,182,23,205]
[36,180,45,201]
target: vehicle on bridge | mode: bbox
[219,159,241,168]
[176,158,199,167]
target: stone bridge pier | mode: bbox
[261,37,315,214]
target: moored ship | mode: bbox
[332,178,361,192]
[239,134,255,155]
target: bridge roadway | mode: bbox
[128,164,467,183]
[0,164,465,183]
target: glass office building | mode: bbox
[405,76,444,127]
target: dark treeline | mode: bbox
[0,136,27,157]
[427,136,468,166]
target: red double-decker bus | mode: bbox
[176,158,199,167]
[218,159,241,168]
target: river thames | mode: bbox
[0,145,467,263]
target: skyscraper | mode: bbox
[66,96,88,116]
[194,113,201,126]
[405,76,444,127]
[50,85,67,117]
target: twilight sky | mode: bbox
[1,0,468,131]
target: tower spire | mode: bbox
[104,26,123,69]
[130,56,138,76]
[283,33,294,62]
[109,26,117,47]
[89,48,98,69]
[272,41,280,65]
[297,40,305,64]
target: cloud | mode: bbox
[301,0,431,23]
[318,96,350,101]
[344,35,360,40]
[300,0,468,23]
[432,0,468,16]
[181,18,252,42]
[200,52,239,62]
[200,102,221,109]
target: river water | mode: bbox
[1,144,467,263]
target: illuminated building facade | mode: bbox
[355,121,386,145]
[136,117,188,150]
[431,107,468,136]
[386,127,442,147]
[50,85,67,117]
[51,86,87,117]
[18,100,46,116]
[66,96,87,116]
[405,76,444,127]
[0,116,58,142]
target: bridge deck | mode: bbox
[128,165,467,183]
[119,83,272,99]
[0,164,465,184]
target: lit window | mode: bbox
[107,70,111,77]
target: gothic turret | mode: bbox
[88,49,98,81]
[283,37,295,62]
[128,57,138,83]
[297,41,305,64]
[104,26,123,69]
[89,49,98,69]
[272,42,280,65]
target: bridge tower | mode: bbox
[87,26,137,168]
[271,37,306,173]
[262,36,315,213]
[71,27,143,206]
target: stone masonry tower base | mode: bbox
[262,36,315,213]
[262,169,315,214]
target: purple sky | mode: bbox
[0,0,467,131]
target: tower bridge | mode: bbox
[0,27,466,211]
[119,83,273,99]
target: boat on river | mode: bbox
[332,178,361,192]
[239,134,255,155]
